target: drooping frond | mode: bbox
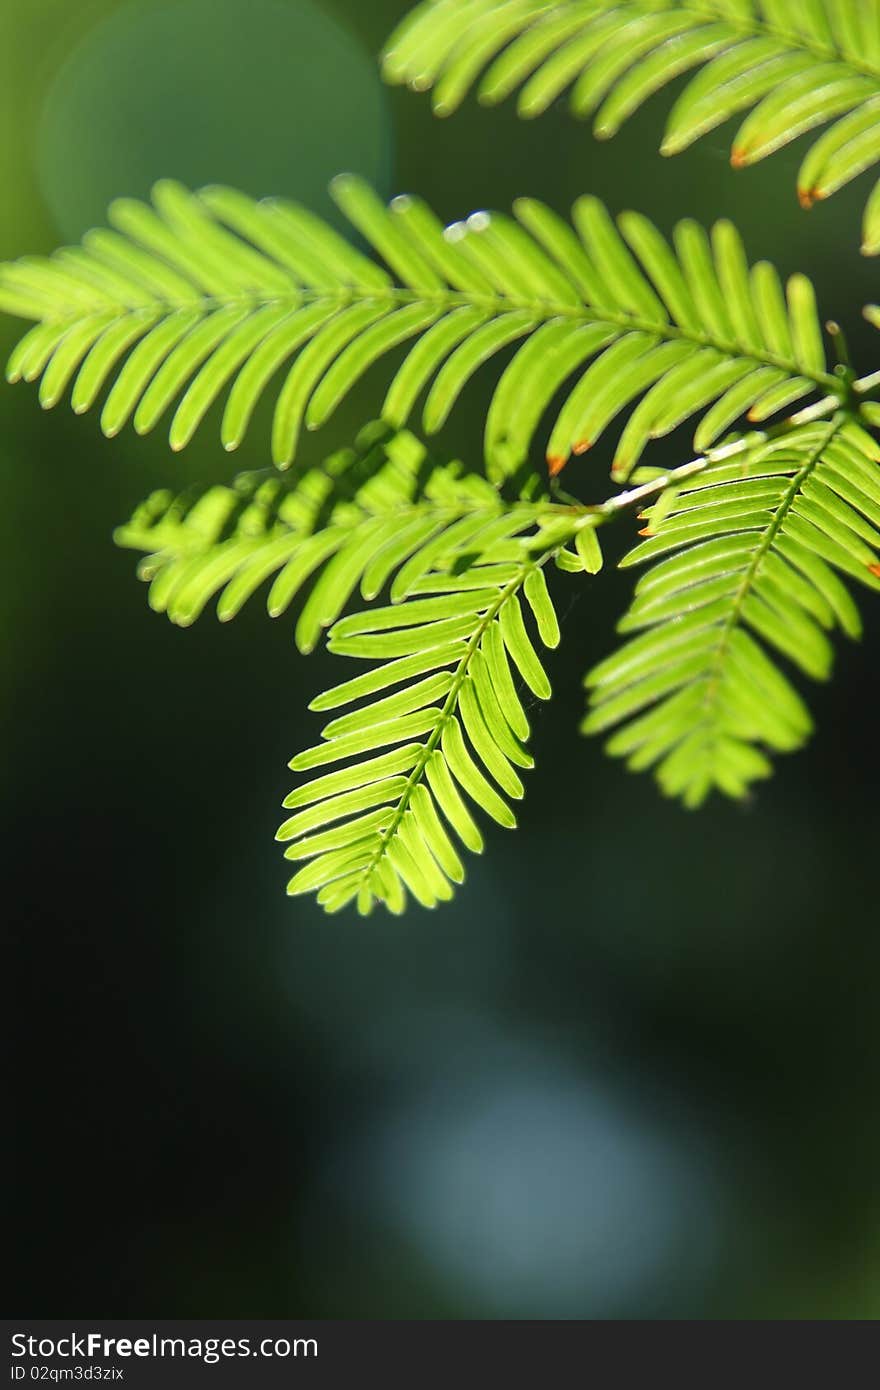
[115,422,591,650]
[279,544,565,914]
[1,178,838,476]
[117,422,592,915]
[583,415,880,805]
[383,0,880,253]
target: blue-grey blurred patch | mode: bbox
[315,1015,723,1318]
[35,0,392,240]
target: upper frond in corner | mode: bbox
[383,0,880,253]
[583,415,880,805]
[1,178,837,477]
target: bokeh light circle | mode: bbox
[316,1017,722,1318]
[36,0,392,240]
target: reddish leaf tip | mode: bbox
[572,439,592,456]
[869,563,880,578]
[547,453,568,477]
[730,148,748,169]
[798,186,817,209]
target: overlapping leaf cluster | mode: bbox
[117,423,596,911]
[2,7,880,914]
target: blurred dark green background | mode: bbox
[5,0,880,1320]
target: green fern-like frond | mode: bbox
[383,0,880,253]
[583,414,880,805]
[115,423,589,650]
[280,549,563,914]
[0,178,838,476]
[117,422,588,914]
